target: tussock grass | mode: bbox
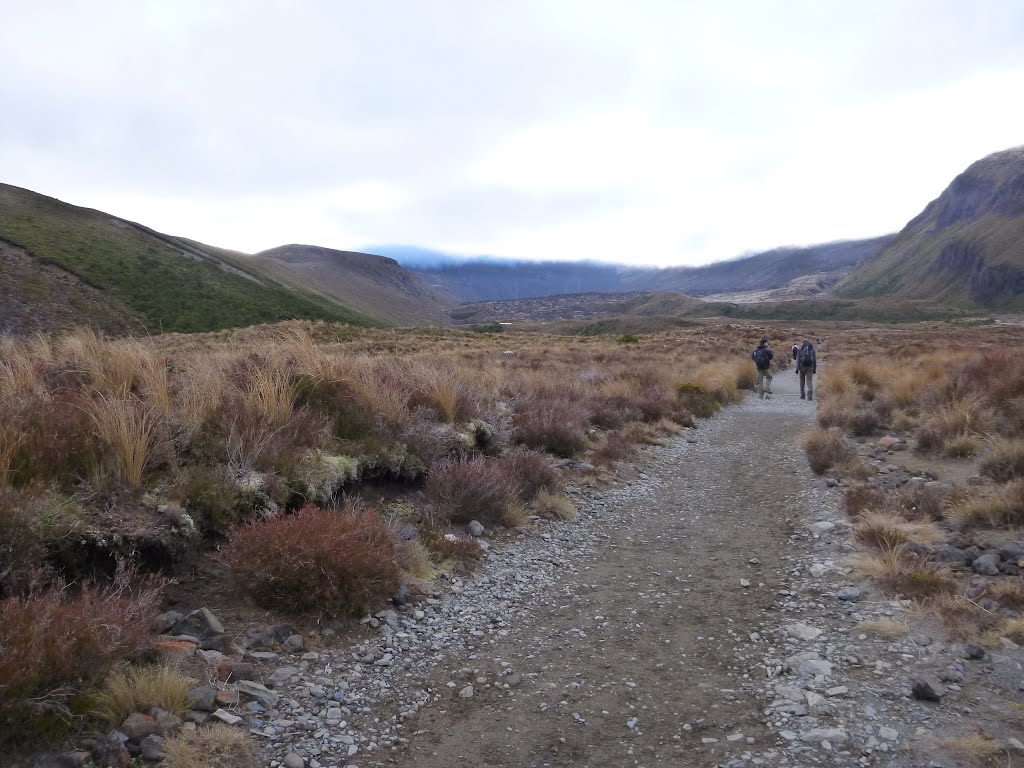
[163,723,259,768]
[947,481,1024,527]
[85,393,162,487]
[853,511,944,550]
[89,664,197,726]
[531,488,577,520]
[936,733,1001,760]
[802,427,854,475]
[850,548,957,600]
[857,616,909,639]
[979,436,1024,481]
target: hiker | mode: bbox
[796,338,817,400]
[791,343,799,362]
[751,337,774,399]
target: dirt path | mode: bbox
[390,372,815,768]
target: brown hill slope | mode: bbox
[836,146,1024,308]
[250,245,454,326]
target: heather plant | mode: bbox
[424,454,521,526]
[226,505,400,616]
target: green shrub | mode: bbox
[616,334,640,345]
[424,454,520,526]
[179,467,260,537]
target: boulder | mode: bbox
[467,520,485,537]
[171,608,224,640]
[92,733,131,768]
[139,735,165,761]
[911,674,945,702]
[119,713,157,742]
[283,634,305,653]
[151,707,182,736]
[236,680,281,708]
[972,553,1002,576]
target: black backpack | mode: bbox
[798,341,815,369]
[752,345,770,368]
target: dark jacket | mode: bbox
[797,342,817,373]
[752,343,773,371]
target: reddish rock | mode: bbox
[153,639,196,659]
[216,659,256,681]
[215,687,240,707]
[120,712,158,741]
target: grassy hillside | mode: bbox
[247,245,454,326]
[0,184,378,334]
[837,146,1024,309]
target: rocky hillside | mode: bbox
[408,237,892,303]
[0,184,380,334]
[837,146,1024,308]
[249,245,453,326]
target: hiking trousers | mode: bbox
[756,368,773,398]
[800,368,814,400]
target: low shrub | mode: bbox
[0,487,47,596]
[853,512,943,550]
[947,481,1024,527]
[895,483,947,521]
[226,505,400,616]
[0,569,162,742]
[531,488,577,520]
[616,334,640,345]
[802,427,854,475]
[675,382,718,418]
[512,396,588,457]
[163,722,259,768]
[943,433,980,458]
[89,665,197,727]
[979,436,1024,482]
[178,467,261,537]
[850,548,957,601]
[423,532,485,564]
[496,448,560,501]
[841,484,887,517]
[423,455,520,526]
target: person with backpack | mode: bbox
[751,337,774,399]
[791,342,799,362]
[796,339,817,400]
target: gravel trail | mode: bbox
[378,373,816,768]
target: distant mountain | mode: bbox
[246,245,453,326]
[0,184,379,335]
[407,237,892,302]
[837,146,1024,308]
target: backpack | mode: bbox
[798,341,815,369]
[752,345,770,368]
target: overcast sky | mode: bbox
[2,1,1023,267]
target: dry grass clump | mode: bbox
[853,512,944,550]
[423,532,486,564]
[531,488,577,520]
[857,616,909,639]
[0,569,162,742]
[86,393,164,487]
[89,664,197,726]
[947,481,1024,527]
[842,483,887,517]
[942,432,981,458]
[802,427,855,475]
[850,548,957,601]
[936,732,1001,760]
[226,505,400,616]
[163,723,259,768]
[979,436,1024,482]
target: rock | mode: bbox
[458,685,474,698]
[215,688,240,707]
[467,520,485,537]
[283,634,305,653]
[236,680,281,708]
[217,660,256,681]
[120,712,158,741]
[242,625,278,650]
[1001,541,1024,562]
[963,644,987,661]
[809,521,835,535]
[187,685,217,712]
[835,587,862,602]
[798,659,833,677]
[210,709,242,725]
[392,583,413,605]
[154,611,184,634]
[878,436,902,449]
[801,727,849,745]
[825,478,839,488]
[930,544,970,565]
[139,735,165,761]
[878,726,899,741]
[171,608,224,639]
[911,674,945,702]
[966,474,985,486]
[198,634,229,652]
[785,622,823,641]
[972,553,1002,576]
[92,733,131,768]
[808,563,828,577]
[1007,737,1024,753]
[151,708,182,736]
[283,753,305,768]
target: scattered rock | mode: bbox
[911,675,946,702]
[785,622,823,641]
[187,685,217,712]
[283,634,305,653]
[139,735,165,761]
[835,586,862,602]
[210,709,242,725]
[801,727,849,745]
[171,608,224,639]
[92,733,131,768]
[119,713,157,741]
[467,520,485,537]
[972,553,1002,576]
[458,685,474,698]
[283,753,305,768]
[235,680,281,708]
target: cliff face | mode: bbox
[837,147,1024,308]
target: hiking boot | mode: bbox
[800,394,805,399]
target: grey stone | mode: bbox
[171,607,224,639]
[931,544,970,565]
[283,634,304,653]
[187,685,217,712]
[139,735,165,761]
[459,685,474,698]
[467,520,485,537]
[210,708,242,725]
[801,727,849,745]
[911,674,945,702]
[963,643,987,661]
[878,726,899,741]
[236,680,280,708]
[972,553,1002,576]
[92,733,131,768]
[1001,542,1024,562]
[835,586,862,602]
[151,708,182,736]
[798,658,833,677]
[283,753,305,768]
[154,611,184,634]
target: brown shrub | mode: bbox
[422,531,485,565]
[942,432,981,458]
[423,454,520,526]
[947,481,1024,527]
[802,427,854,475]
[841,484,887,517]
[496,448,560,502]
[163,723,259,768]
[895,483,947,521]
[226,505,399,616]
[512,396,588,457]
[850,548,957,601]
[979,436,1024,482]
[0,569,162,742]
[853,512,943,550]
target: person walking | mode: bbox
[791,342,799,362]
[796,338,817,400]
[752,337,774,399]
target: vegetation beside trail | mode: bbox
[804,323,1024,645]
[0,320,763,748]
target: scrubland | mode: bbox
[804,323,1024,644]
[0,320,767,747]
